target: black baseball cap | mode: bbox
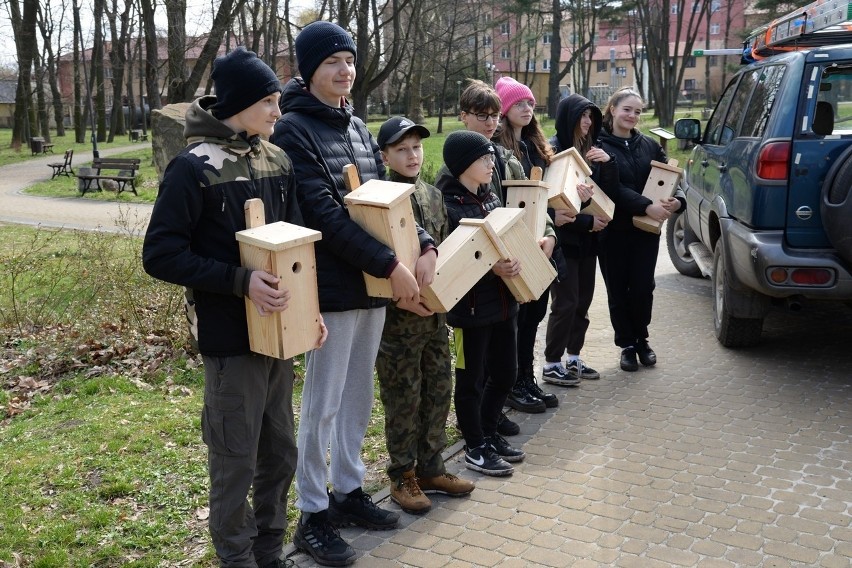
[377,116,431,148]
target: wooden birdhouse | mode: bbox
[420,222,503,313]
[235,199,323,360]
[502,179,550,239]
[466,207,557,303]
[343,178,420,298]
[543,147,586,214]
[632,160,683,234]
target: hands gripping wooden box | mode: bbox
[632,159,683,234]
[502,179,550,239]
[545,147,615,221]
[465,207,557,303]
[343,177,420,298]
[235,199,322,360]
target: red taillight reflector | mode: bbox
[769,268,788,283]
[756,142,791,180]
[790,268,832,285]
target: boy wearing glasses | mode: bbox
[436,130,527,476]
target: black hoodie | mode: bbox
[549,94,619,257]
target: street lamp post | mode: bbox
[456,80,462,114]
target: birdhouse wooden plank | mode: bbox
[580,178,616,222]
[343,179,420,298]
[632,160,683,234]
[465,207,557,303]
[236,199,322,360]
[502,179,550,239]
[543,147,588,214]
[420,223,502,313]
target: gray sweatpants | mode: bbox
[295,307,386,513]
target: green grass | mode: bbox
[0,128,148,168]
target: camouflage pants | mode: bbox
[376,321,453,481]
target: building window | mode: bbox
[483,35,492,46]
[501,48,511,59]
[526,60,536,72]
[692,2,700,12]
[597,60,607,72]
[684,79,697,90]
[500,22,510,35]
[616,66,627,77]
[708,55,718,67]
[671,4,678,13]
[542,59,550,70]
[685,56,697,68]
[606,30,618,42]
[710,23,720,34]
[542,32,552,44]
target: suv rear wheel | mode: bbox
[666,210,702,278]
[712,238,765,347]
[821,146,852,264]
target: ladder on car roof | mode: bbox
[744,0,852,60]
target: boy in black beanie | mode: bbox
[436,130,527,477]
[272,21,437,567]
[143,46,325,568]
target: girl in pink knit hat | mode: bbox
[493,76,560,412]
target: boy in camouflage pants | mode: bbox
[374,117,476,514]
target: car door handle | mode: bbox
[701,160,709,167]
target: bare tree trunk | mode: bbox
[91,0,108,142]
[72,0,85,142]
[105,0,132,141]
[166,0,187,103]
[36,0,67,137]
[9,0,38,150]
[139,0,162,110]
[34,52,51,141]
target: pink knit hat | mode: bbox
[495,76,536,115]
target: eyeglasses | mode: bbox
[512,100,535,109]
[466,111,501,122]
[479,154,495,166]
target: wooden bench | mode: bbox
[77,157,141,195]
[30,137,54,155]
[48,149,74,179]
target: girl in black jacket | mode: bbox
[597,87,684,372]
[543,94,618,384]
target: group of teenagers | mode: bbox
[142,20,685,568]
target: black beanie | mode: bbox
[443,130,495,178]
[210,47,281,119]
[296,21,358,84]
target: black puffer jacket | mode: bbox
[550,94,620,258]
[437,177,518,328]
[598,127,680,232]
[143,95,300,356]
[272,78,434,311]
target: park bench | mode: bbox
[76,157,141,195]
[47,149,74,179]
[30,137,55,155]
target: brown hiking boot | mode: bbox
[390,470,431,514]
[417,473,475,497]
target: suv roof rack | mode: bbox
[744,0,852,60]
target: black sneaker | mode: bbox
[566,359,600,380]
[484,433,525,463]
[464,444,514,476]
[496,411,520,436]
[620,347,639,372]
[542,362,581,386]
[293,510,355,567]
[520,367,558,408]
[505,384,546,413]
[328,487,399,530]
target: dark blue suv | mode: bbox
[671,46,852,346]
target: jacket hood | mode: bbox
[184,95,257,154]
[554,94,602,151]
[279,77,353,128]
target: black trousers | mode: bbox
[599,229,659,348]
[201,353,297,568]
[516,290,549,369]
[544,254,597,361]
[454,316,518,448]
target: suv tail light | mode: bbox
[756,142,791,180]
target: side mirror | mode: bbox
[675,118,702,142]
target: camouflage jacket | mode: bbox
[382,170,450,335]
[142,95,301,357]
